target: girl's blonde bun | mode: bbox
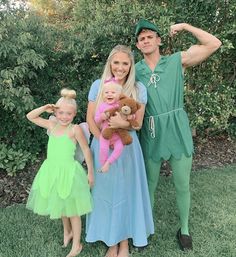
[56,88,77,110]
[60,88,76,99]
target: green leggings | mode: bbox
[145,154,192,235]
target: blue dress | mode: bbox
[85,79,154,247]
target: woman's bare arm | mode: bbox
[86,101,101,139]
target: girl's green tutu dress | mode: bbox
[26,125,92,219]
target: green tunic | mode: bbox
[135,52,193,162]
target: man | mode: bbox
[135,18,221,251]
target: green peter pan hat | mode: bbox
[135,18,161,38]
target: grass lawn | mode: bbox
[0,165,235,257]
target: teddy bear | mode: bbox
[102,94,141,145]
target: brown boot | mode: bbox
[176,228,193,251]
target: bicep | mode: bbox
[181,44,216,68]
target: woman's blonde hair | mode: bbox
[96,45,137,108]
[56,88,77,110]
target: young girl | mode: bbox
[26,88,94,257]
[95,79,124,172]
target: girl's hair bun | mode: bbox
[56,88,77,110]
[60,88,76,99]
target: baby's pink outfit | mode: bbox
[95,102,124,165]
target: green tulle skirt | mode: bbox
[27,159,92,219]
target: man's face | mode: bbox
[136,30,161,55]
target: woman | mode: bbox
[86,45,154,257]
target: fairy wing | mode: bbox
[74,122,91,163]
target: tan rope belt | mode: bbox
[146,108,183,138]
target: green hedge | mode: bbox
[0,0,235,175]
[0,8,83,175]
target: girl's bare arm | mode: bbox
[26,104,57,129]
[74,125,94,187]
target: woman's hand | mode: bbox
[108,112,130,129]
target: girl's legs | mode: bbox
[62,217,73,247]
[169,155,192,235]
[66,216,82,257]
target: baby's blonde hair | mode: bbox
[56,88,77,110]
[102,82,123,98]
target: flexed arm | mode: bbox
[26,104,57,129]
[170,23,222,68]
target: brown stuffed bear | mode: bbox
[102,94,141,145]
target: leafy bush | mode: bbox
[0,5,84,174]
[0,0,235,174]
[185,83,235,135]
[0,143,32,176]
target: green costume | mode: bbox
[26,124,92,219]
[135,52,193,235]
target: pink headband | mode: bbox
[104,77,118,84]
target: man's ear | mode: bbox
[157,37,162,46]
[136,42,140,50]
